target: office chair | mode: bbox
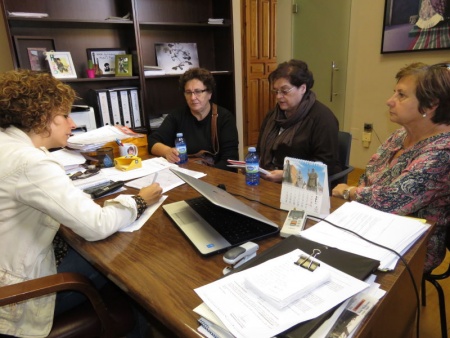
[421,230,450,338]
[0,272,135,338]
[328,131,354,192]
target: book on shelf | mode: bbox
[280,156,330,217]
[208,18,224,24]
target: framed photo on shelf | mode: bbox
[155,42,199,74]
[46,51,77,79]
[13,36,55,70]
[86,48,127,76]
[114,54,132,76]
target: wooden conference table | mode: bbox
[60,161,432,338]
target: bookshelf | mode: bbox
[0,0,235,134]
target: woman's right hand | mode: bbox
[139,183,163,205]
[165,147,180,163]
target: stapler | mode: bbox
[223,242,259,275]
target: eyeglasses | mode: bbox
[271,87,295,96]
[184,89,208,97]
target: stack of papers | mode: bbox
[208,18,224,24]
[195,249,369,338]
[245,259,330,309]
[67,125,143,151]
[7,11,48,18]
[144,66,166,76]
[300,201,430,270]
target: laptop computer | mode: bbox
[163,168,280,255]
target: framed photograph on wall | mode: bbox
[155,42,199,74]
[381,0,450,53]
[13,36,55,70]
[86,48,127,76]
[114,54,132,76]
[46,51,77,79]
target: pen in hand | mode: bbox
[151,172,159,184]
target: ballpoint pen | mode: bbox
[116,138,124,146]
[151,172,158,184]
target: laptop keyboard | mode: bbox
[186,196,278,245]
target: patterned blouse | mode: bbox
[354,128,450,273]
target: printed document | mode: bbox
[300,201,430,270]
[195,249,369,338]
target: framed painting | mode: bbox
[46,51,77,79]
[381,0,450,53]
[114,54,132,76]
[86,48,127,76]
[155,42,199,74]
[13,36,55,70]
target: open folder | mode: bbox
[232,236,380,338]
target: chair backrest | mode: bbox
[338,131,352,168]
[328,131,354,192]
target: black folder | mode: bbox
[233,235,380,338]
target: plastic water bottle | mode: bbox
[245,147,260,186]
[175,132,188,164]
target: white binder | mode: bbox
[119,90,132,127]
[108,90,122,126]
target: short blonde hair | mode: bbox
[0,69,76,135]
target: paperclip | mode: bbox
[295,248,321,271]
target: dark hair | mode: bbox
[0,69,76,135]
[396,62,450,125]
[268,59,314,92]
[179,67,216,93]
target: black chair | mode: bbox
[328,131,354,192]
[421,230,450,338]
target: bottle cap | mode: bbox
[176,132,183,137]
[248,146,256,152]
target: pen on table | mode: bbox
[115,138,124,146]
[151,172,159,184]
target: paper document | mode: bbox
[119,195,167,232]
[195,249,369,338]
[101,157,174,182]
[300,201,430,270]
[126,167,206,193]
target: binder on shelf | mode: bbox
[128,88,142,128]
[107,90,122,126]
[94,89,112,127]
[118,89,133,128]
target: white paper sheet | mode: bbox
[195,249,369,338]
[300,201,430,270]
[119,195,167,232]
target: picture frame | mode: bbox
[155,42,199,74]
[114,54,133,76]
[13,36,55,70]
[381,0,450,53]
[46,51,77,79]
[86,48,127,76]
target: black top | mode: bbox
[148,104,239,171]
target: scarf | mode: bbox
[259,91,316,169]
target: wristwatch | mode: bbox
[343,187,354,200]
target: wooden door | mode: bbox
[242,0,278,146]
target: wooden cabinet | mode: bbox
[0,0,235,133]
[243,0,277,146]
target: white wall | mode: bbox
[345,2,450,168]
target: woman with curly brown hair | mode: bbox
[0,69,162,337]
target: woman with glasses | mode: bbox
[258,59,341,183]
[332,62,450,273]
[148,67,239,171]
